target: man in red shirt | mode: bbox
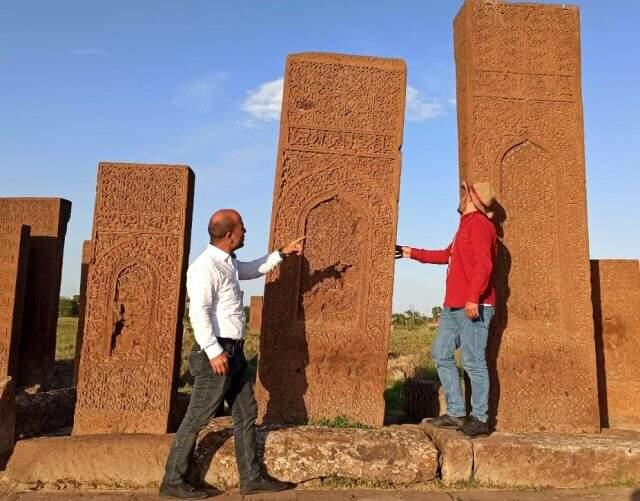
[397,181,497,436]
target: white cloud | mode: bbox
[173,73,227,113]
[242,78,283,122]
[241,79,445,124]
[71,48,108,56]
[406,86,445,122]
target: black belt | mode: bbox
[218,337,244,356]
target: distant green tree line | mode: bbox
[58,296,80,317]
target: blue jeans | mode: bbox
[432,306,495,423]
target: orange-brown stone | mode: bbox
[249,295,263,331]
[591,259,640,431]
[73,240,91,386]
[0,224,30,380]
[73,163,194,434]
[0,198,71,388]
[454,1,599,432]
[256,53,406,427]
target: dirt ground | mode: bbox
[1,488,639,501]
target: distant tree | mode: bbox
[59,296,79,317]
[391,313,406,328]
[432,306,443,322]
[244,305,251,324]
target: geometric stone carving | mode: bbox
[454,1,600,432]
[0,224,30,380]
[73,240,92,387]
[0,198,72,388]
[73,163,194,434]
[591,259,640,431]
[256,53,406,427]
[249,296,263,331]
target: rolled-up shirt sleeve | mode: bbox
[187,266,224,359]
[236,251,283,280]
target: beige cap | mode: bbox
[468,181,497,219]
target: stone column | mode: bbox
[0,198,72,388]
[454,1,599,432]
[591,259,640,431]
[0,224,30,380]
[249,296,263,332]
[255,53,406,427]
[73,240,91,387]
[73,163,194,434]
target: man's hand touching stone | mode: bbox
[281,236,305,256]
[395,245,411,259]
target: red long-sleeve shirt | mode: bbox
[410,212,497,308]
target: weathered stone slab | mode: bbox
[73,240,91,386]
[248,295,263,331]
[421,420,473,485]
[256,52,406,427]
[454,1,599,432]
[473,431,640,488]
[0,376,16,455]
[0,224,30,380]
[15,387,76,439]
[73,163,194,435]
[0,198,71,388]
[591,259,640,431]
[197,419,437,488]
[6,420,437,488]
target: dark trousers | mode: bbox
[162,343,261,486]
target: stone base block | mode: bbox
[473,431,640,488]
[6,419,438,488]
[421,420,473,484]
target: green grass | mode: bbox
[388,325,441,378]
[55,317,77,360]
[320,476,394,489]
[311,415,371,429]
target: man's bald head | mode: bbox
[208,209,242,242]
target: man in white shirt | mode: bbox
[161,209,304,499]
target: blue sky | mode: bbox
[1,1,638,314]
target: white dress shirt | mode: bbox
[187,244,283,359]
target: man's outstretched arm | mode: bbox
[236,236,305,280]
[396,243,453,264]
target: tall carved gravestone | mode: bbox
[73,163,194,434]
[0,224,30,380]
[454,1,600,432]
[73,240,91,386]
[0,198,72,388]
[256,53,406,427]
[591,260,640,431]
[249,296,263,331]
